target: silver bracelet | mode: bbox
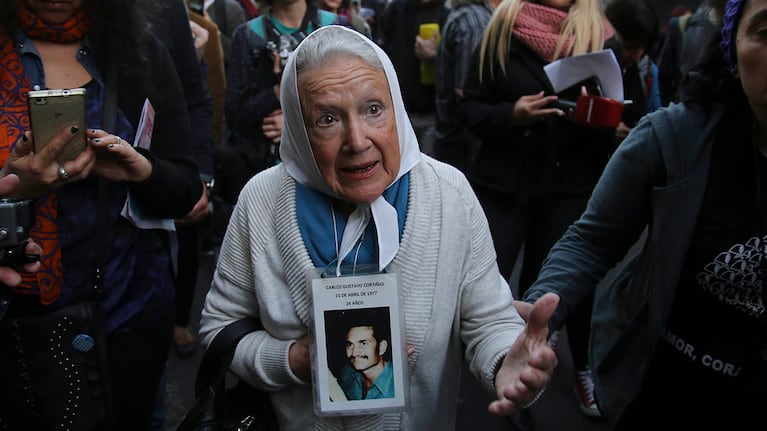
[521,384,546,409]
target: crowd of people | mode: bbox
[0,0,764,429]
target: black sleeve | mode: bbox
[457,45,517,143]
[122,36,203,218]
[155,0,215,178]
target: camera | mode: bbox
[265,34,299,68]
[0,198,38,265]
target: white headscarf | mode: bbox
[279,25,422,275]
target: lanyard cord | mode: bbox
[331,203,364,276]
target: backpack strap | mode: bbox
[252,5,336,45]
[247,15,267,40]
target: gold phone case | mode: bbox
[27,88,87,164]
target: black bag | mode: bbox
[0,299,112,430]
[176,319,280,431]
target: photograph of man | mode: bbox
[325,307,395,401]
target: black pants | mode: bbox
[109,309,174,431]
[174,222,200,327]
[0,300,172,431]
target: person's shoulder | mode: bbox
[316,9,342,26]
[627,102,724,168]
[416,156,476,200]
[645,102,717,134]
[238,164,290,202]
[445,4,491,32]
[240,14,267,38]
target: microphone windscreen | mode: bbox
[572,95,624,128]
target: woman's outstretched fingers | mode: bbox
[491,293,560,416]
[528,293,559,341]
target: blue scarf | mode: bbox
[297,174,409,274]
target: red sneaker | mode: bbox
[547,330,560,356]
[574,367,602,418]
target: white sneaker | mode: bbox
[574,367,602,418]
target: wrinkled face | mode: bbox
[345,326,386,372]
[538,0,575,10]
[736,0,767,128]
[299,55,400,204]
[23,0,82,24]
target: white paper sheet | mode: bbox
[544,49,624,102]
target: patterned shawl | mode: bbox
[0,3,89,303]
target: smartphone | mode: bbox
[553,75,604,114]
[27,88,87,164]
[188,0,204,15]
[557,75,603,101]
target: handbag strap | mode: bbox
[195,318,264,397]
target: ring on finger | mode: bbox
[115,136,123,146]
[57,165,69,182]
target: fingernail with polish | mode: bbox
[70,126,79,134]
[21,134,27,142]
[108,144,115,148]
[93,138,101,143]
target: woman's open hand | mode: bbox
[512,91,565,127]
[491,293,559,415]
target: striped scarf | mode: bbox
[0,3,89,303]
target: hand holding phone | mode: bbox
[27,88,88,164]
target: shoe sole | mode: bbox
[579,404,603,418]
[573,388,603,418]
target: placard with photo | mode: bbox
[310,270,407,416]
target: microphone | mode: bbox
[569,95,624,128]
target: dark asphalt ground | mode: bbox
[159,248,615,431]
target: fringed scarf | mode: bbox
[512,2,613,63]
[0,3,89,303]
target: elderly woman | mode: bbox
[200,25,558,430]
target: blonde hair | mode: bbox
[479,0,606,81]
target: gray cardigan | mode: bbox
[200,156,525,431]
[523,102,727,424]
